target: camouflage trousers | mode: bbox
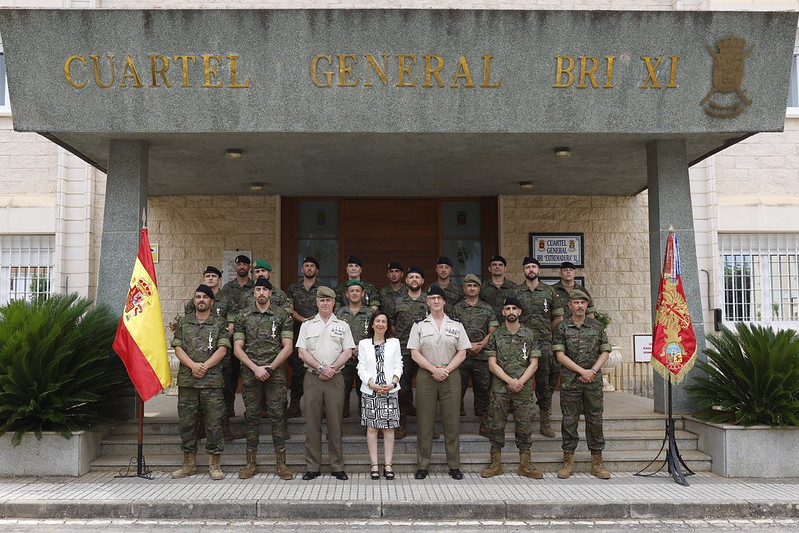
[177,386,225,454]
[533,342,559,412]
[560,384,605,451]
[221,356,236,414]
[488,385,534,451]
[341,360,362,411]
[241,367,288,450]
[398,348,418,414]
[459,357,491,416]
[288,350,305,404]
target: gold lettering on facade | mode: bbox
[173,55,196,87]
[337,54,359,87]
[451,56,475,88]
[701,36,754,118]
[90,55,115,88]
[364,54,389,86]
[481,55,502,88]
[227,55,251,88]
[422,55,445,88]
[64,56,87,88]
[119,56,143,88]
[554,56,615,89]
[397,55,418,87]
[201,55,224,88]
[553,56,575,88]
[311,54,334,87]
[149,55,172,88]
[667,56,679,88]
[641,56,663,88]
[577,56,599,88]
[604,56,616,88]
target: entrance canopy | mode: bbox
[0,9,796,196]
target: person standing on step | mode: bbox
[481,297,543,480]
[552,289,612,480]
[334,255,381,310]
[232,278,295,480]
[379,261,407,319]
[171,284,230,480]
[425,256,464,315]
[480,255,518,323]
[335,280,374,418]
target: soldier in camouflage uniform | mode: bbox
[481,297,543,479]
[480,255,519,323]
[425,256,464,315]
[515,257,564,438]
[551,261,596,326]
[171,285,231,481]
[390,266,428,439]
[233,277,295,480]
[237,259,291,314]
[286,256,329,418]
[335,280,374,418]
[334,256,380,309]
[552,289,612,480]
[452,273,498,435]
[379,261,407,319]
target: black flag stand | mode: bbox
[635,376,695,486]
[114,395,154,479]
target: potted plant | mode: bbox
[684,323,799,477]
[0,294,129,476]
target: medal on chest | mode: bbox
[207,330,213,351]
[364,320,369,336]
[364,293,370,305]
[270,319,277,339]
[543,299,548,313]
[521,341,528,361]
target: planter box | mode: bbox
[684,416,799,478]
[0,430,101,477]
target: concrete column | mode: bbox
[96,140,148,314]
[647,139,707,414]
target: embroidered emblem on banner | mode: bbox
[700,35,754,118]
[124,277,154,319]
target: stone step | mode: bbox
[100,429,699,457]
[90,449,712,474]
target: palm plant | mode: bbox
[0,294,129,445]
[686,323,799,426]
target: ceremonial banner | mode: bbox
[651,229,697,384]
[112,228,171,401]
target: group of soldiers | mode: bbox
[170,252,612,481]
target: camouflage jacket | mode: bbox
[218,278,255,322]
[452,299,499,361]
[335,279,381,309]
[485,324,540,389]
[171,313,231,388]
[237,286,292,316]
[480,278,519,322]
[392,293,429,345]
[287,280,328,320]
[552,317,611,389]
[379,284,407,318]
[514,282,563,343]
[335,305,375,366]
[233,303,294,366]
[552,282,596,319]
[184,295,230,322]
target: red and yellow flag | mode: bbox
[112,228,171,401]
[651,228,697,384]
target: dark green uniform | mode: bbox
[334,304,374,416]
[219,278,255,322]
[171,313,231,454]
[452,298,499,416]
[485,324,540,451]
[379,284,407,318]
[425,281,464,315]
[391,292,428,412]
[286,280,329,405]
[480,278,519,323]
[233,303,294,450]
[238,286,291,315]
[218,278,255,415]
[552,317,611,451]
[515,282,563,412]
[552,282,596,319]
[335,279,381,308]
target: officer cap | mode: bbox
[316,286,336,299]
[463,273,482,286]
[346,255,363,267]
[523,256,540,266]
[426,285,447,300]
[489,255,507,266]
[569,289,590,301]
[346,280,365,289]
[303,256,320,268]
[203,265,222,277]
[560,261,577,269]
[436,256,453,266]
[234,254,251,264]
[195,284,215,300]
[387,261,404,271]
[252,259,272,271]
[254,278,272,290]
[503,296,523,308]
[407,266,425,277]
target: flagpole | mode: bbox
[137,395,145,477]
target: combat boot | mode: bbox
[208,454,225,480]
[171,452,197,479]
[590,450,611,479]
[539,409,556,438]
[518,450,544,479]
[239,448,259,479]
[478,415,491,438]
[275,446,294,480]
[480,448,503,478]
[557,450,575,479]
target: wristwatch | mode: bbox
[317,364,324,373]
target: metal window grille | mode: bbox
[0,235,55,305]
[719,234,799,325]
[789,54,799,108]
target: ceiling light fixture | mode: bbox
[250,182,264,192]
[226,148,243,160]
[519,181,534,190]
[554,147,571,158]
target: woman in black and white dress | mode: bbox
[357,310,402,480]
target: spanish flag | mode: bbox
[651,227,697,384]
[112,228,171,401]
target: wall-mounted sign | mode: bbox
[150,243,159,264]
[633,334,653,363]
[529,233,584,268]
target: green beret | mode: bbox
[346,280,365,289]
[252,259,272,271]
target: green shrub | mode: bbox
[686,323,799,426]
[0,294,129,446]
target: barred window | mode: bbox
[0,235,54,305]
[720,234,799,325]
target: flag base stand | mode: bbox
[114,396,154,480]
[634,377,694,486]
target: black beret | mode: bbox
[234,255,251,264]
[426,285,447,300]
[522,256,540,266]
[503,297,523,308]
[203,265,222,276]
[387,262,404,271]
[254,278,273,290]
[407,266,425,277]
[302,256,320,268]
[195,284,215,300]
[560,261,577,269]
[489,255,507,266]
[436,256,453,266]
[345,255,363,267]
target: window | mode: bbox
[0,39,9,114]
[720,234,799,325]
[0,235,54,304]
[788,52,799,116]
